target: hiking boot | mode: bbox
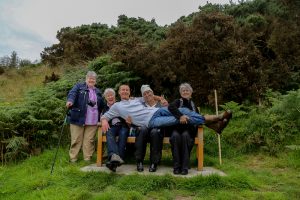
[110,153,124,165]
[205,110,232,134]
[205,119,225,134]
[205,110,233,125]
[221,110,232,121]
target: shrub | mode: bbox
[223,89,300,155]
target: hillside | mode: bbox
[0,66,62,104]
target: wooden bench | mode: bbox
[96,126,204,171]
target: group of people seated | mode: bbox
[66,71,232,175]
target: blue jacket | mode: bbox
[67,82,105,126]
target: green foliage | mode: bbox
[5,136,29,162]
[245,14,268,30]
[88,55,110,72]
[220,101,248,118]
[116,15,166,42]
[41,16,166,66]
[223,89,300,155]
[88,55,140,90]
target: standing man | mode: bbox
[66,71,104,163]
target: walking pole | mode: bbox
[50,109,69,175]
[214,89,222,165]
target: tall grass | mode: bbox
[0,66,62,103]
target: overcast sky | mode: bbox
[0,0,238,61]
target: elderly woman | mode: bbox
[168,83,232,175]
[66,71,104,163]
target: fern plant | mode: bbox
[5,136,29,162]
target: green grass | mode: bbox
[1,148,299,200]
[0,66,62,103]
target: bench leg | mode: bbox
[96,128,103,167]
[197,127,204,171]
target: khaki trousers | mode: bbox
[69,124,98,161]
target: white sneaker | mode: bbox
[110,153,124,164]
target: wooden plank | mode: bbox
[101,136,200,144]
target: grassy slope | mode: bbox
[0,148,299,200]
[0,66,62,104]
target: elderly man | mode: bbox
[135,85,169,172]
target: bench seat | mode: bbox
[96,126,204,170]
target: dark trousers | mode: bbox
[106,125,129,160]
[170,129,194,171]
[135,126,164,164]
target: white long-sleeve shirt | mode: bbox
[101,98,159,127]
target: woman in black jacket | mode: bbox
[168,83,232,175]
[168,83,198,175]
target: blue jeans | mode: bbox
[106,125,129,160]
[148,107,205,128]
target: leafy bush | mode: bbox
[88,55,140,91]
[223,89,300,155]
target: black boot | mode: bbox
[149,163,157,172]
[106,161,117,172]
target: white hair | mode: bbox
[86,71,97,79]
[104,88,115,97]
[179,83,193,93]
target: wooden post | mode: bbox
[96,128,103,167]
[214,89,222,165]
[197,126,204,171]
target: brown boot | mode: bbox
[221,110,232,121]
[205,120,223,134]
[204,115,221,125]
[205,111,232,134]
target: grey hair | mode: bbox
[104,88,116,97]
[86,71,97,79]
[179,83,193,93]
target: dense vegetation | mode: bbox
[41,0,300,104]
[0,0,299,169]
